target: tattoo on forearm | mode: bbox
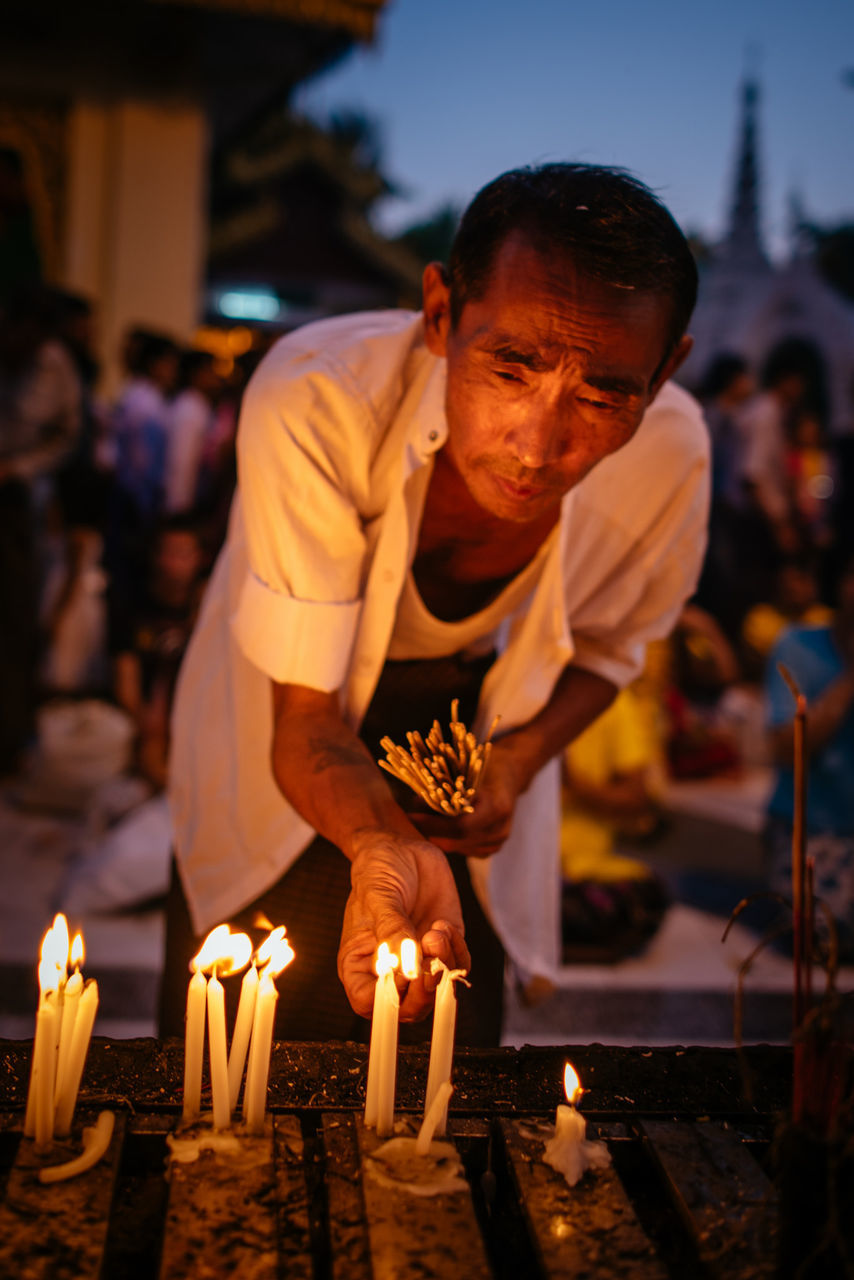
[307,736,373,775]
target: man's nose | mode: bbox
[507,401,567,469]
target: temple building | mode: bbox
[681,77,854,434]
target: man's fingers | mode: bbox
[421,919,471,974]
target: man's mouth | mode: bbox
[493,473,549,501]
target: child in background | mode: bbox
[741,555,833,683]
[560,684,670,963]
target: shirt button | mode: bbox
[383,569,395,584]
[428,430,439,442]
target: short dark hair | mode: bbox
[447,163,698,360]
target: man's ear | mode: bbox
[651,333,694,396]
[422,261,451,357]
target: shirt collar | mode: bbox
[411,346,449,459]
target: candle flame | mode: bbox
[40,917,70,979]
[38,954,61,995]
[52,913,70,969]
[258,930,295,980]
[563,1062,583,1106]
[191,924,252,976]
[400,938,419,980]
[375,942,399,978]
[70,932,85,970]
[256,925,285,966]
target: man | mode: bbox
[165,163,709,1044]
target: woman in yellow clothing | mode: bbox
[560,685,670,963]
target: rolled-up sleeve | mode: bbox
[232,572,361,688]
[229,343,374,691]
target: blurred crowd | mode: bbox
[560,337,854,967]
[1,285,853,966]
[0,283,268,788]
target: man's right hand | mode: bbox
[338,830,470,1022]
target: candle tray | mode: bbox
[0,1038,794,1279]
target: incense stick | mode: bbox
[778,663,808,1031]
[378,700,500,815]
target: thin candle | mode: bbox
[243,929,294,1134]
[54,933,84,1113]
[25,920,66,1141]
[207,966,230,1131]
[423,960,468,1137]
[364,943,401,1137]
[227,963,258,1113]
[182,962,207,1125]
[34,969,59,1147]
[54,978,99,1137]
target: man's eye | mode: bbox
[495,369,523,382]
[579,396,615,411]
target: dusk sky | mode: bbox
[294,0,854,260]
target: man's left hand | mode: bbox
[407,737,529,858]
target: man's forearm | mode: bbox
[496,664,617,793]
[270,682,419,860]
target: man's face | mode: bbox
[423,231,691,524]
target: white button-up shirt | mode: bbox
[170,309,709,981]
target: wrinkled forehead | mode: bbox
[467,230,678,340]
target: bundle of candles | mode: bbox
[181,922,295,1134]
[378,700,500,816]
[24,914,99,1147]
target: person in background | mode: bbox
[110,513,206,790]
[559,683,669,963]
[106,330,180,594]
[741,553,834,684]
[763,553,854,961]
[0,285,81,771]
[41,289,111,695]
[164,349,220,515]
[663,601,742,780]
[694,352,755,639]
[738,341,818,559]
[786,408,837,556]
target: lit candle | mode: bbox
[243,968,277,1135]
[54,933,84,1115]
[53,978,99,1138]
[34,967,59,1147]
[24,920,66,1142]
[227,962,258,1113]
[242,928,294,1135]
[182,962,207,1125]
[364,942,400,1138]
[543,1062,611,1187]
[207,967,230,1131]
[423,960,468,1138]
[50,914,70,1071]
